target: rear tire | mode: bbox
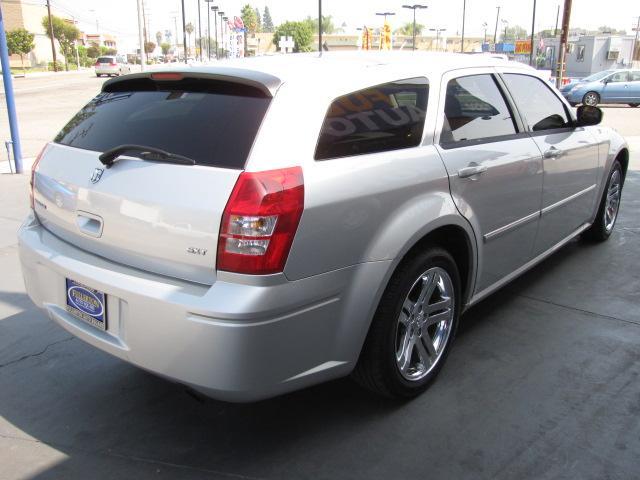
[629,103,639,108]
[353,247,461,398]
[583,160,623,242]
[582,91,600,106]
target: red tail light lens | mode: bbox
[110,62,117,66]
[217,167,304,275]
[30,146,45,210]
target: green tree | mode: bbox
[6,28,35,73]
[501,25,528,42]
[161,42,171,56]
[255,8,262,32]
[86,45,100,58]
[304,15,335,34]
[597,25,626,35]
[241,4,258,34]
[144,41,156,54]
[41,15,80,71]
[396,22,425,36]
[273,21,313,52]
[185,22,194,56]
[262,6,274,33]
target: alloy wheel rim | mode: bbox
[604,169,621,232]
[395,267,455,382]
[584,93,598,106]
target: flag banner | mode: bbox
[380,20,392,50]
[515,40,531,54]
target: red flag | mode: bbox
[234,16,245,30]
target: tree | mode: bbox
[185,23,195,56]
[86,45,100,58]
[255,7,262,32]
[161,42,171,56]
[501,25,527,42]
[304,15,335,34]
[273,21,313,52]
[262,6,274,33]
[597,25,626,35]
[144,41,156,54]
[41,15,80,71]
[396,22,424,36]
[6,28,35,73]
[241,4,258,34]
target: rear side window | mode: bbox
[440,74,517,145]
[54,78,271,169]
[315,78,428,160]
[503,74,570,131]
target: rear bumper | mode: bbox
[18,214,390,402]
[95,66,119,75]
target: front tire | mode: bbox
[629,103,639,108]
[583,91,600,106]
[583,160,623,242]
[353,247,461,398]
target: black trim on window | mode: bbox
[440,131,531,150]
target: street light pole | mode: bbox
[204,0,213,60]
[319,0,322,54]
[211,6,218,59]
[493,6,500,45]
[197,0,202,61]
[136,0,146,70]
[461,0,466,52]
[45,0,57,72]
[181,0,187,63]
[482,22,488,43]
[430,28,446,51]
[218,11,224,58]
[530,0,537,66]
[632,16,640,64]
[402,5,428,51]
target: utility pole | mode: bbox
[556,0,572,88]
[482,22,488,43]
[402,5,428,51]
[530,0,537,66]
[197,0,202,61]
[318,0,322,54]
[632,16,639,61]
[212,5,218,59]
[141,0,148,44]
[461,0,466,52]
[0,2,23,172]
[181,0,187,62]
[493,6,500,45]
[205,0,213,60]
[136,0,146,70]
[173,15,178,50]
[218,11,224,58]
[45,0,57,72]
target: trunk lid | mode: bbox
[33,73,273,284]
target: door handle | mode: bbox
[458,164,488,179]
[543,147,564,159]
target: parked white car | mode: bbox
[94,56,131,77]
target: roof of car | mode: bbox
[106,51,537,97]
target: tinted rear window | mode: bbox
[54,77,271,169]
[96,57,114,63]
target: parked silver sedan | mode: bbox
[94,55,131,77]
[19,53,628,402]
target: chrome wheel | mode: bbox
[604,169,621,233]
[583,92,599,106]
[395,267,455,382]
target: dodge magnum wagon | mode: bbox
[19,52,628,401]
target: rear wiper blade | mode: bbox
[98,144,196,168]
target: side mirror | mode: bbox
[602,78,610,84]
[576,105,603,127]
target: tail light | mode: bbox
[30,146,45,210]
[217,167,304,275]
[94,62,100,67]
[110,62,117,66]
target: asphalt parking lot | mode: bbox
[1,71,640,479]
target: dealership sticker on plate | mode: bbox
[65,279,107,331]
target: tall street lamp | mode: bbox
[375,12,396,21]
[218,11,225,58]
[197,0,203,61]
[501,18,509,42]
[402,4,428,51]
[211,5,219,60]
[429,27,446,51]
[482,22,488,43]
[222,16,228,58]
[461,0,466,52]
[204,0,214,60]
[181,0,187,63]
[530,0,537,66]
[493,6,500,45]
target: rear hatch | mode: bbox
[33,73,273,284]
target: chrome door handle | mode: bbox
[458,164,488,178]
[543,147,564,159]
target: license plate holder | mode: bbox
[65,279,107,331]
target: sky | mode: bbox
[48,0,638,52]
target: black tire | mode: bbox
[582,91,600,106]
[629,103,639,108]
[353,247,461,398]
[96,73,101,77]
[583,160,623,242]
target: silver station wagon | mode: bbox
[19,52,628,401]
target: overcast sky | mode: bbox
[50,0,637,52]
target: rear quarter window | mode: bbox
[315,78,429,160]
[54,77,271,169]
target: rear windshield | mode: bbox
[96,57,114,63]
[54,77,271,169]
